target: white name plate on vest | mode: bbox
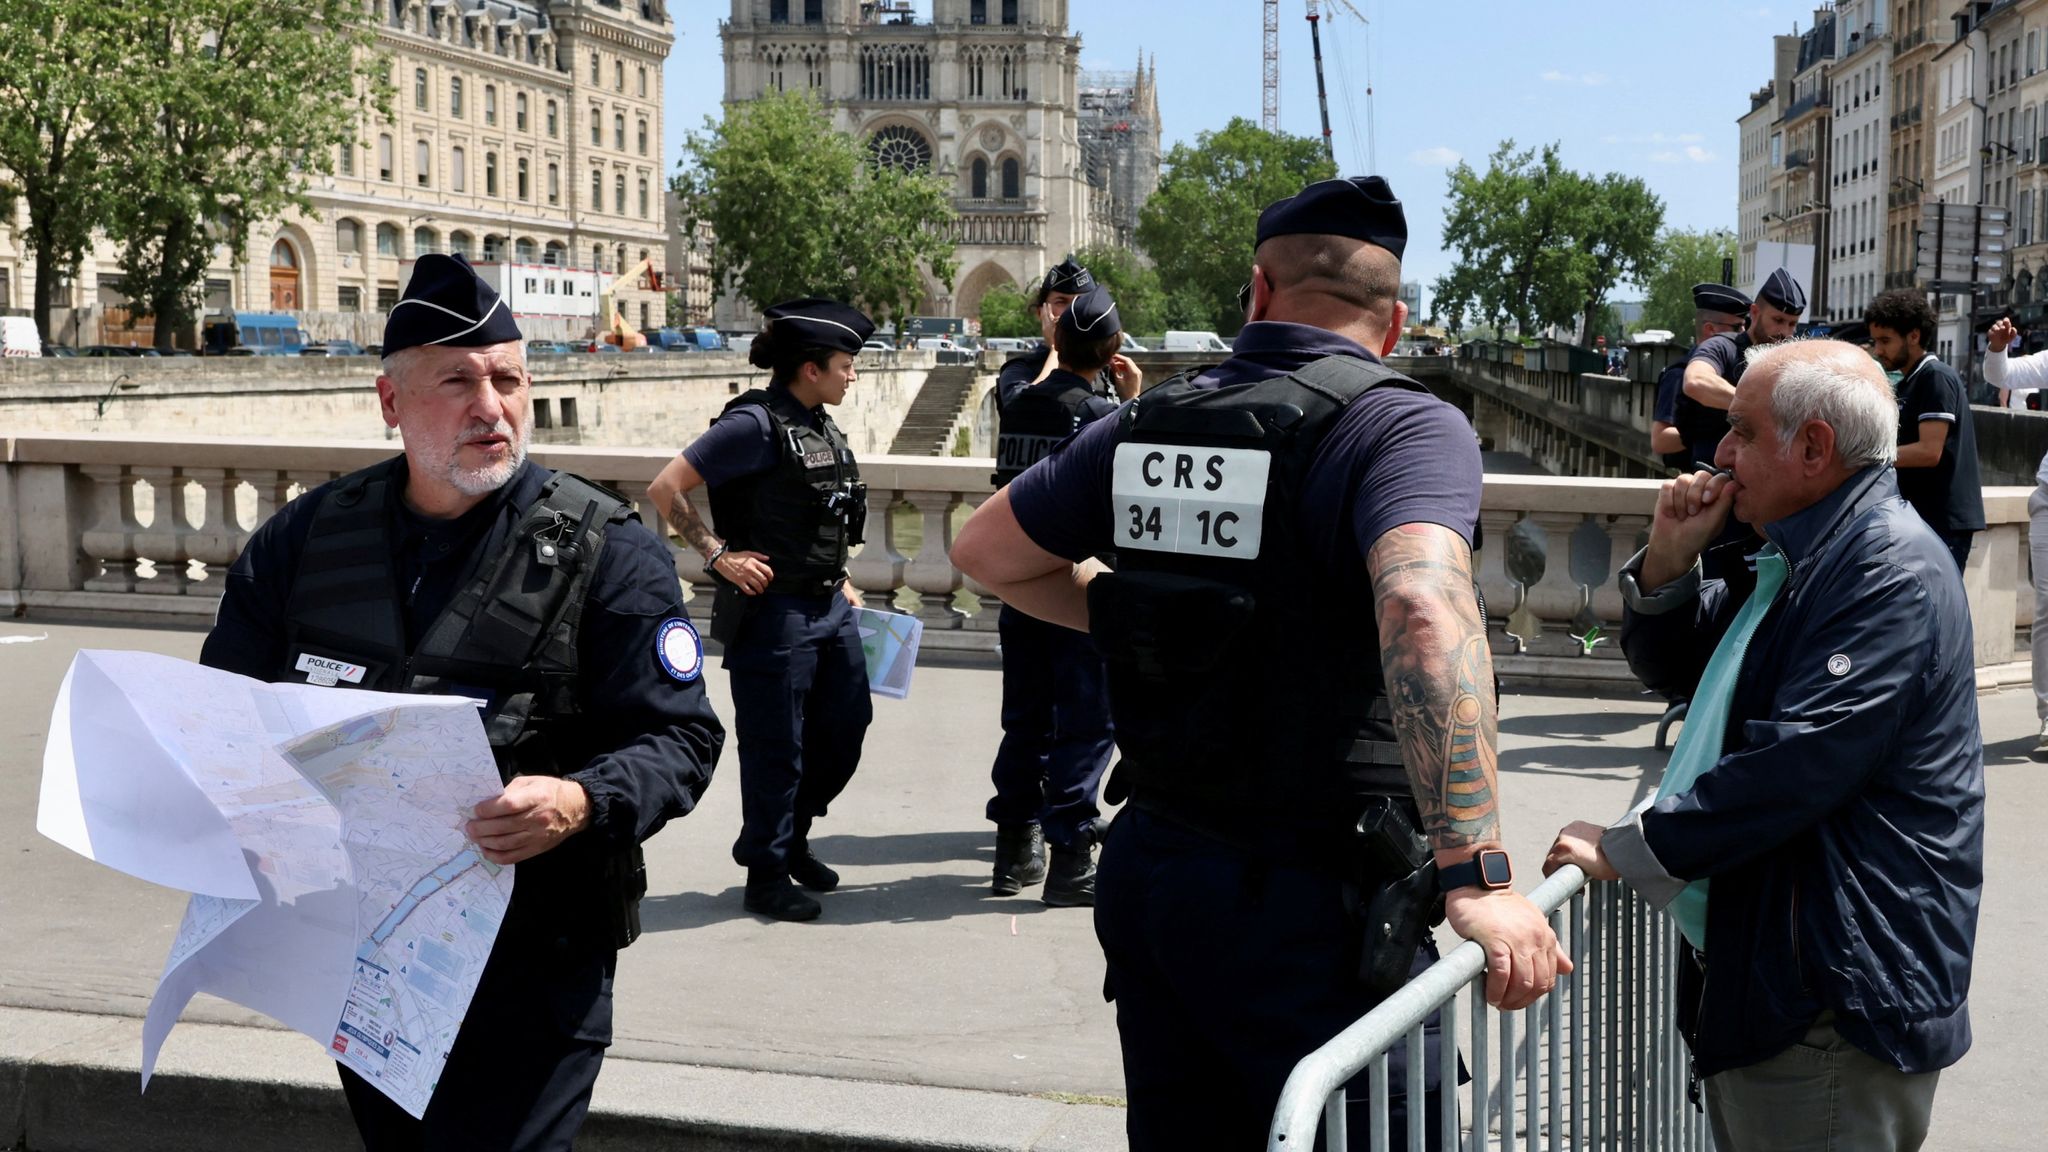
[1110,443,1270,559]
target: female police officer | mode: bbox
[648,298,876,922]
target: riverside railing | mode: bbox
[0,435,2032,680]
[1268,868,1713,1152]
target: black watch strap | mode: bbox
[1438,849,1512,892]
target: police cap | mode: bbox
[1255,176,1407,260]
[1056,285,1120,342]
[760,297,875,356]
[382,253,522,356]
[1042,256,1096,296]
[1691,283,1751,318]
[1758,268,1807,315]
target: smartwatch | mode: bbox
[1437,849,1513,893]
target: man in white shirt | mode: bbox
[1984,316,2048,754]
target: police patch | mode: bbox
[656,618,703,682]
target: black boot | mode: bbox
[1043,821,1106,908]
[991,822,1047,895]
[788,818,840,893]
[744,867,821,922]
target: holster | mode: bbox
[600,844,648,950]
[1359,860,1442,998]
[708,582,753,648]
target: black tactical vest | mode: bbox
[1674,331,1750,469]
[706,387,866,595]
[280,456,649,949]
[993,375,1102,487]
[1086,356,1424,848]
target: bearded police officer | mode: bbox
[647,298,876,923]
[1678,268,1804,470]
[200,254,725,1151]
[953,176,1570,1147]
[1653,283,1751,471]
[986,284,1141,904]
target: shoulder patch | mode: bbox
[656,617,704,683]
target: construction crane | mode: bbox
[1262,0,1280,131]
[599,254,658,350]
[1305,0,1367,163]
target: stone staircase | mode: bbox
[887,364,979,456]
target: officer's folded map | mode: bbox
[856,607,923,699]
[36,649,514,1118]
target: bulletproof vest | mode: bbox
[1674,333,1750,469]
[993,375,1102,487]
[706,387,866,595]
[280,456,650,948]
[1086,356,1426,847]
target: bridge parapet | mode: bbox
[0,436,2029,688]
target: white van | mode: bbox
[1162,330,1231,353]
[914,337,963,352]
[0,316,43,357]
[984,337,1036,354]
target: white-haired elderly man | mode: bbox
[1545,339,1985,1152]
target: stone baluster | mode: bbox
[129,466,194,594]
[1970,522,2022,667]
[80,464,140,593]
[900,488,964,627]
[183,468,243,597]
[1518,510,1591,656]
[846,487,906,606]
[1587,514,1651,632]
[1474,508,1524,653]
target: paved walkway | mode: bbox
[1,620,2042,1149]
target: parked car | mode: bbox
[1119,332,1148,353]
[641,326,727,353]
[1,315,43,358]
[861,339,895,354]
[201,311,306,356]
[1161,330,1232,353]
[81,345,160,357]
[525,340,575,356]
[299,339,367,357]
[42,343,76,357]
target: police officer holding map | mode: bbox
[200,253,726,1151]
[952,176,1569,1147]
[986,283,1138,905]
[646,297,876,925]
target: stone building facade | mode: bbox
[718,0,1159,322]
[0,0,673,349]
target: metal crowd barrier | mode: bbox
[1268,866,1714,1152]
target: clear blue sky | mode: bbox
[664,1,1800,311]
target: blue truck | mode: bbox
[201,312,308,356]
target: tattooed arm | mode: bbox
[646,454,777,596]
[1367,522,1570,1011]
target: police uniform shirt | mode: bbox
[1012,365,1122,425]
[1005,320,1483,570]
[1678,330,1754,464]
[683,383,828,487]
[1654,362,1684,428]
[998,342,1116,410]
[201,457,724,848]
[1895,354,1989,533]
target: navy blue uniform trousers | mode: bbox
[338,928,614,1151]
[1095,808,1449,1151]
[725,591,872,870]
[986,604,1115,847]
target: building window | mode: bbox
[640,302,650,329]
[590,51,600,83]
[616,244,627,274]
[376,285,399,312]
[411,140,429,187]
[614,172,626,214]
[592,244,603,270]
[547,100,558,137]
[615,60,624,90]
[376,223,401,257]
[1003,0,1018,22]
[638,176,649,218]
[548,163,560,205]
[338,285,361,312]
[485,151,498,196]
[590,106,601,146]
[449,230,473,259]
[516,237,536,263]
[483,234,502,261]
[591,168,603,209]
[859,44,933,101]
[415,68,429,109]
[868,125,933,172]
[971,0,987,22]
[638,66,648,96]
[544,240,565,267]
[484,85,497,126]
[770,0,788,22]
[338,140,354,176]
[336,219,361,253]
[637,120,648,155]
[377,133,393,181]
[559,397,578,427]
[535,397,553,428]
[517,157,529,200]
[971,157,988,197]
[516,92,528,131]
[451,77,464,118]
[414,226,437,255]
[1001,157,1020,198]
[451,145,466,192]
[805,0,822,21]
[614,114,625,150]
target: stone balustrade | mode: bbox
[0,434,2032,689]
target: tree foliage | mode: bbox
[1431,141,1665,345]
[1638,229,1740,337]
[1136,118,1335,335]
[0,0,127,340]
[978,284,1036,338]
[99,0,386,351]
[674,90,958,326]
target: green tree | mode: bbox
[100,0,386,351]
[674,90,958,326]
[1560,174,1665,344]
[1136,118,1335,335]
[1638,229,1740,338]
[978,285,1036,338]
[0,0,127,343]
[1430,141,1584,338]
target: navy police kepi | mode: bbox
[1256,176,1407,259]
[1692,282,1752,317]
[761,297,875,355]
[1057,285,1121,343]
[1758,267,1807,315]
[383,253,523,355]
[1043,256,1096,296]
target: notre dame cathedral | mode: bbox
[720,0,1159,320]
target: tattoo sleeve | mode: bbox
[1368,523,1502,852]
[662,490,721,557]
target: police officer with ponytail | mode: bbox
[986,283,1138,904]
[954,178,1570,1146]
[648,298,876,923]
[201,254,725,1151]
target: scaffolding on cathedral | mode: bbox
[1078,60,1161,251]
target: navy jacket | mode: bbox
[1606,466,1984,1078]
